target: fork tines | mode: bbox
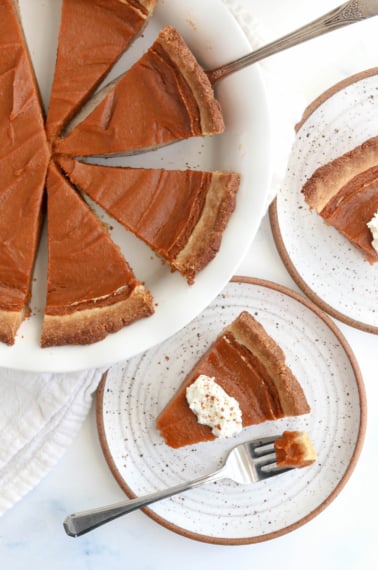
[246,436,292,479]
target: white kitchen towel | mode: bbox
[0,1,303,517]
[0,368,106,515]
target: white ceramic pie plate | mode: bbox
[0,0,271,372]
[270,68,378,334]
[96,278,366,545]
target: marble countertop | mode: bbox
[1,1,377,568]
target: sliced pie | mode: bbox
[46,0,156,141]
[0,0,50,345]
[41,162,154,347]
[54,26,225,158]
[156,311,310,448]
[58,157,239,284]
[302,137,378,263]
[274,431,317,468]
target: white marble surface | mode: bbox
[1,0,378,568]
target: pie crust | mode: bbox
[302,136,378,212]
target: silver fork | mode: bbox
[207,0,378,83]
[63,435,291,537]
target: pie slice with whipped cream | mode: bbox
[0,0,50,345]
[54,26,224,158]
[41,162,154,347]
[46,0,156,141]
[156,311,310,448]
[57,157,239,284]
[302,136,378,263]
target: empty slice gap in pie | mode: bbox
[57,157,240,284]
[302,137,378,263]
[46,0,156,142]
[0,0,50,345]
[54,25,225,158]
[156,311,310,448]
[41,162,154,348]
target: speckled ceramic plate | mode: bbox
[270,68,378,334]
[96,277,366,545]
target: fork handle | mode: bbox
[63,468,223,537]
[207,0,378,83]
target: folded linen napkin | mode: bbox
[0,0,303,517]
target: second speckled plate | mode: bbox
[96,277,366,545]
[270,68,378,334]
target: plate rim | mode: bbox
[95,276,367,545]
[269,67,378,335]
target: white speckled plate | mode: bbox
[270,68,378,334]
[96,277,366,545]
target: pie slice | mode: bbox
[46,0,156,141]
[58,157,239,284]
[302,136,378,212]
[274,431,317,468]
[302,137,378,263]
[54,26,224,158]
[156,311,310,448]
[41,162,154,347]
[318,166,378,263]
[0,0,50,345]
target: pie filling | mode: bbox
[0,0,50,344]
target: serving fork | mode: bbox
[64,435,292,537]
[207,0,378,83]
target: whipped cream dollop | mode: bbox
[186,374,242,438]
[367,210,378,254]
